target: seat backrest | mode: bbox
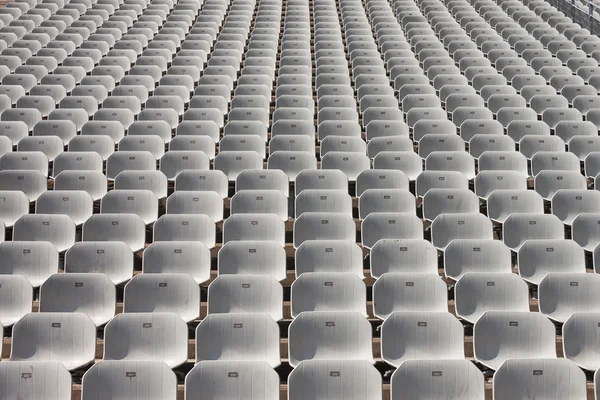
[289,360,382,400]
[82,360,177,400]
[0,275,32,327]
[503,213,565,250]
[10,312,96,370]
[431,213,493,250]
[40,273,115,326]
[291,272,366,317]
[142,241,211,284]
[0,361,72,400]
[493,359,586,400]
[83,213,146,252]
[185,361,279,400]
[124,273,201,322]
[381,311,464,367]
[539,273,600,322]
[103,312,188,369]
[455,272,530,323]
[473,311,556,370]
[288,311,373,367]
[195,313,281,367]
[391,360,485,400]
[207,275,283,321]
[370,239,438,278]
[517,239,585,284]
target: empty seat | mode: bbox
[207,275,283,321]
[231,190,288,220]
[289,360,382,400]
[391,360,485,400]
[185,361,279,400]
[373,273,447,319]
[552,189,600,225]
[422,188,479,222]
[295,189,352,218]
[431,213,493,251]
[455,272,529,324]
[503,213,565,250]
[291,272,366,317]
[294,212,355,248]
[223,213,285,246]
[153,214,216,247]
[518,239,585,285]
[10,312,96,370]
[494,358,586,400]
[294,239,364,277]
[0,275,32,326]
[218,240,286,281]
[572,213,600,251]
[124,273,200,323]
[473,311,556,370]
[0,190,29,227]
[370,238,438,278]
[362,212,423,249]
[288,311,373,367]
[65,241,133,285]
[166,191,223,222]
[13,214,74,252]
[40,273,115,326]
[0,361,72,400]
[538,273,600,323]
[487,189,545,224]
[195,313,281,367]
[563,312,600,371]
[82,214,146,252]
[82,361,177,400]
[104,312,188,369]
[381,311,464,367]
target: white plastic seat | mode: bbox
[104,312,188,369]
[82,214,146,252]
[572,213,600,251]
[288,311,373,367]
[494,358,586,400]
[185,361,279,400]
[381,311,464,367]
[552,189,600,225]
[291,272,366,317]
[13,214,75,252]
[0,361,72,400]
[517,239,585,284]
[40,273,115,326]
[218,240,286,281]
[195,313,281,367]
[503,213,565,250]
[289,360,382,400]
[391,360,485,400]
[432,213,493,251]
[223,213,285,246]
[153,214,216,248]
[0,274,32,326]
[82,361,177,400]
[373,273,447,319]
[487,189,545,224]
[64,241,133,285]
[539,272,600,323]
[10,312,96,370]
[207,274,283,321]
[455,272,529,323]
[124,273,200,322]
[473,311,556,370]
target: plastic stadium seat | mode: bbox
[454,272,529,323]
[223,213,285,246]
[10,312,96,370]
[289,360,382,400]
[166,191,223,222]
[40,273,115,326]
[231,190,288,220]
[104,312,188,369]
[65,241,133,285]
[291,272,366,317]
[295,189,352,218]
[373,273,447,319]
[381,311,464,367]
[185,361,279,400]
[82,361,177,400]
[517,239,585,285]
[503,213,565,250]
[235,169,289,197]
[0,361,72,400]
[370,239,438,278]
[487,189,545,224]
[153,214,216,247]
[493,359,586,400]
[539,273,600,323]
[0,274,32,326]
[422,188,479,221]
[391,360,485,400]
[294,212,355,248]
[431,213,493,251]
[572,213,600,251]
[124,273,200,323]
[195,313,280,367]
[295,169,348,196]
[83,214,146,252]
[288,311,373,367]
[474,311,556,370]
[218,240,286,281]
